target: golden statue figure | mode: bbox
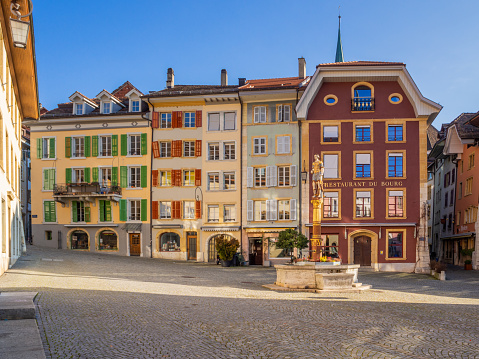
[311,154,324,198]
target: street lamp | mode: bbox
[301,160,308,183]
[10,0,33,49]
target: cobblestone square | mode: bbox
[1,246,478,358]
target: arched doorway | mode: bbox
[354,236,371,266]
[208,234,235,263]
[98,230,118,250]
[70,230,89,250]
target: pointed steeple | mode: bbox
[335,11,344,63]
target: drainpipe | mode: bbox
[238,92,243,258]
[143,98,154,258]
[295,87,302,237]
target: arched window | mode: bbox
[352,84,374,111]
[208,234,235,262]
[99,230,118,250]
[160,232,180,251]
[71,230,88,250]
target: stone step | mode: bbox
[0,292,37,320]
[352,282,362,287]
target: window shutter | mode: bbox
[105,201,111,221]
[37,138,42,158]
[195,140,202,157]
[266,200,271,220]
[195,169,201,186]
[196,110,202,127]
[72,201,78,222]
[152,201,158,219]
[171,170,179,186]
[119,199,127,221]
[141,199,147,221]
[271,165,277,187]
[84,167,91,183]
[112,167,118,186]
[92,136,98,157]
[195,200,201,219]
[278,105,283,122]
[176,112,183,128]
[172,141,179,157]
[271,200,278,220]
[65,137,71,158]
[50,201,56,222]
[49,138,55,158]
[173,201,181,219]
[152,141,160,158]
[65,168,72,185]
[141,166,147,188]
[152,111,159,128]
[284,136,291,154]
[120,166,128,188]
[152,170,158,187]
[276,137,282,153]
[121,134,127,156]
[247,167,253,188]
[44,201,50,222]
[284,105,290,121]
[254,107,259,123]
[141,133,147,155]
[291,199,297,220]
[99,200,105,222]
[291,165,297,187]
[83,205,90,222]
[92,167,98,183]
[43,169,49,190]
[266,166,271,187]
[112,135,118,156]
[84,136,91,157]
[172,111,178,128]
[247,200,253,221]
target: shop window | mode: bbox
[45,231,52,241]
[160,232,180,251]
[387,232,403,258]
[319,234,339,258]
[71,230,89,250]
[99,230,118,250]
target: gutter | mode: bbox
[143,99,154,258]
[295,86,303,237]
[238,92,243,257]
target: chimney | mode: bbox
[298,57,306,79]
[238,78,246,86]
[166,68,174,89]
[221,69,228,86]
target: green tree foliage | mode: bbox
[215,235,240,261]
[276,229,308,263]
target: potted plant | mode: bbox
[215,235,240,267]
[464,259,473,270]
[276,229,308,264]
[461,248,474,270]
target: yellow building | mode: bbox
[144,69,242,262]
[0,0,39,275]
[26,82,152,257]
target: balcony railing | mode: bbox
[53,183,121,196]
[351,97,374,111]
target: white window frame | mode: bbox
[184,112,196,128]
[75,103,83,115]
[183,201,195,219]
[160,113,172,129]
[183,141,195,157]
[224,112,236,130]
[208,172,220,191]
[72,136,85,158]
[253,137,267,155]
[131,100,140,112]
[128,166,141,188]
[254,106,267,123]
[224,204,236,222]
[223,172,235,190]
[254,200,267,221]
[128,134,141,156]
[278,166,290,187]
[99,135,112,157]
[276,135,291,154]
[159,170,171,187]
[278,104,291,122]
[278,200,290,220]
[254,167,266,187]
[160,141,171,158]
[208,113,220,131]
[128,199,142,221]
[99,167,112,187]
[102,102,111,114]
[183,170,195,187]
[208,143,220,161]
[72,167,85,183]
[208,205,219,222]
[159,201,172,219]
[223,142,236,160]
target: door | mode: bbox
[187,233,197,260]
[354,236,371,266]
[249,238,263,265]
[129,233,141,256]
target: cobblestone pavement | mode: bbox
[1,246,479,358]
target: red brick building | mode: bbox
[296,61,442,272]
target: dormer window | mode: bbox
[132,100,140,112]
[75,103,83,115]
[103,102,111,114]
[351,82,374,111]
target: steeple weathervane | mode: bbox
[335,7,344,63]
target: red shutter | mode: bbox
[173,170,181,186]
[152,112,159,128]
[196,111,202,127]
[152,201,158,219]
[195,140,202,157]
[195,200,201,219]
[172,141,179,157]
[172,111,178,128]
[177,112,183,128]
[152,141,160,158]
[195,169,201,186]
[152,170,158,186]
[173,201,181,219]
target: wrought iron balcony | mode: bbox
[351,97,374,111]
[53,183,122,203]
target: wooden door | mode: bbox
[187,234,197,260]
[354,236,371,266]
[249,239,263,265]
[129,233,141,256]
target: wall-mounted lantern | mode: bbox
[10,0,33,49]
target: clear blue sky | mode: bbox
[33,0,479,127]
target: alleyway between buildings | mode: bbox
[1,246,479,358]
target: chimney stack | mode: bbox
[238,78,246,86]
[298,57,306,79]
[221,69,228,86]
[166,68,174,89]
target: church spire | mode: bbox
[335,9,344,63]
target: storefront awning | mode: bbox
[201,226,241,232]
[441,232,475,241]
[305,223,417,227]
[64,224,119,228]
[153,224,183,229]
[245,226,296,233]
[122,223,142,232]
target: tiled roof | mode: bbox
[449,112,479,140]
[465,110,479,128]
[112,81,143,99]
[239,77,308,90]
[427,125,439,151]
[316,61,405,68]
[144,85,238,98]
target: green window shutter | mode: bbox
[44,201,50,222]
[112,167,118,186]
[49,169,55,190]
[112,135,118,156]
[84,168,91,183]
[85,207,91,222]
[92,167,98,183]
[120,199,127,221]
[121,134,127,156]
[66,168,72,184]
[141,133,147,155]
[120,166,128,188]
[141,165,147,188]
[105,201,111,221]
[72,201,78,222]
[43,169,49,190]
[92,136,98,157]
[37,138,42,159]
[99,200,105,222]
[84,136,91,157]
[50,201,56,222]
[49,138,55,158]
[141,199,147,221]
[65,137,71,158]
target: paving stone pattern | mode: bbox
[1,246,479,358]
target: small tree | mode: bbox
[276,229,308,263]
[215,235,240,261]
